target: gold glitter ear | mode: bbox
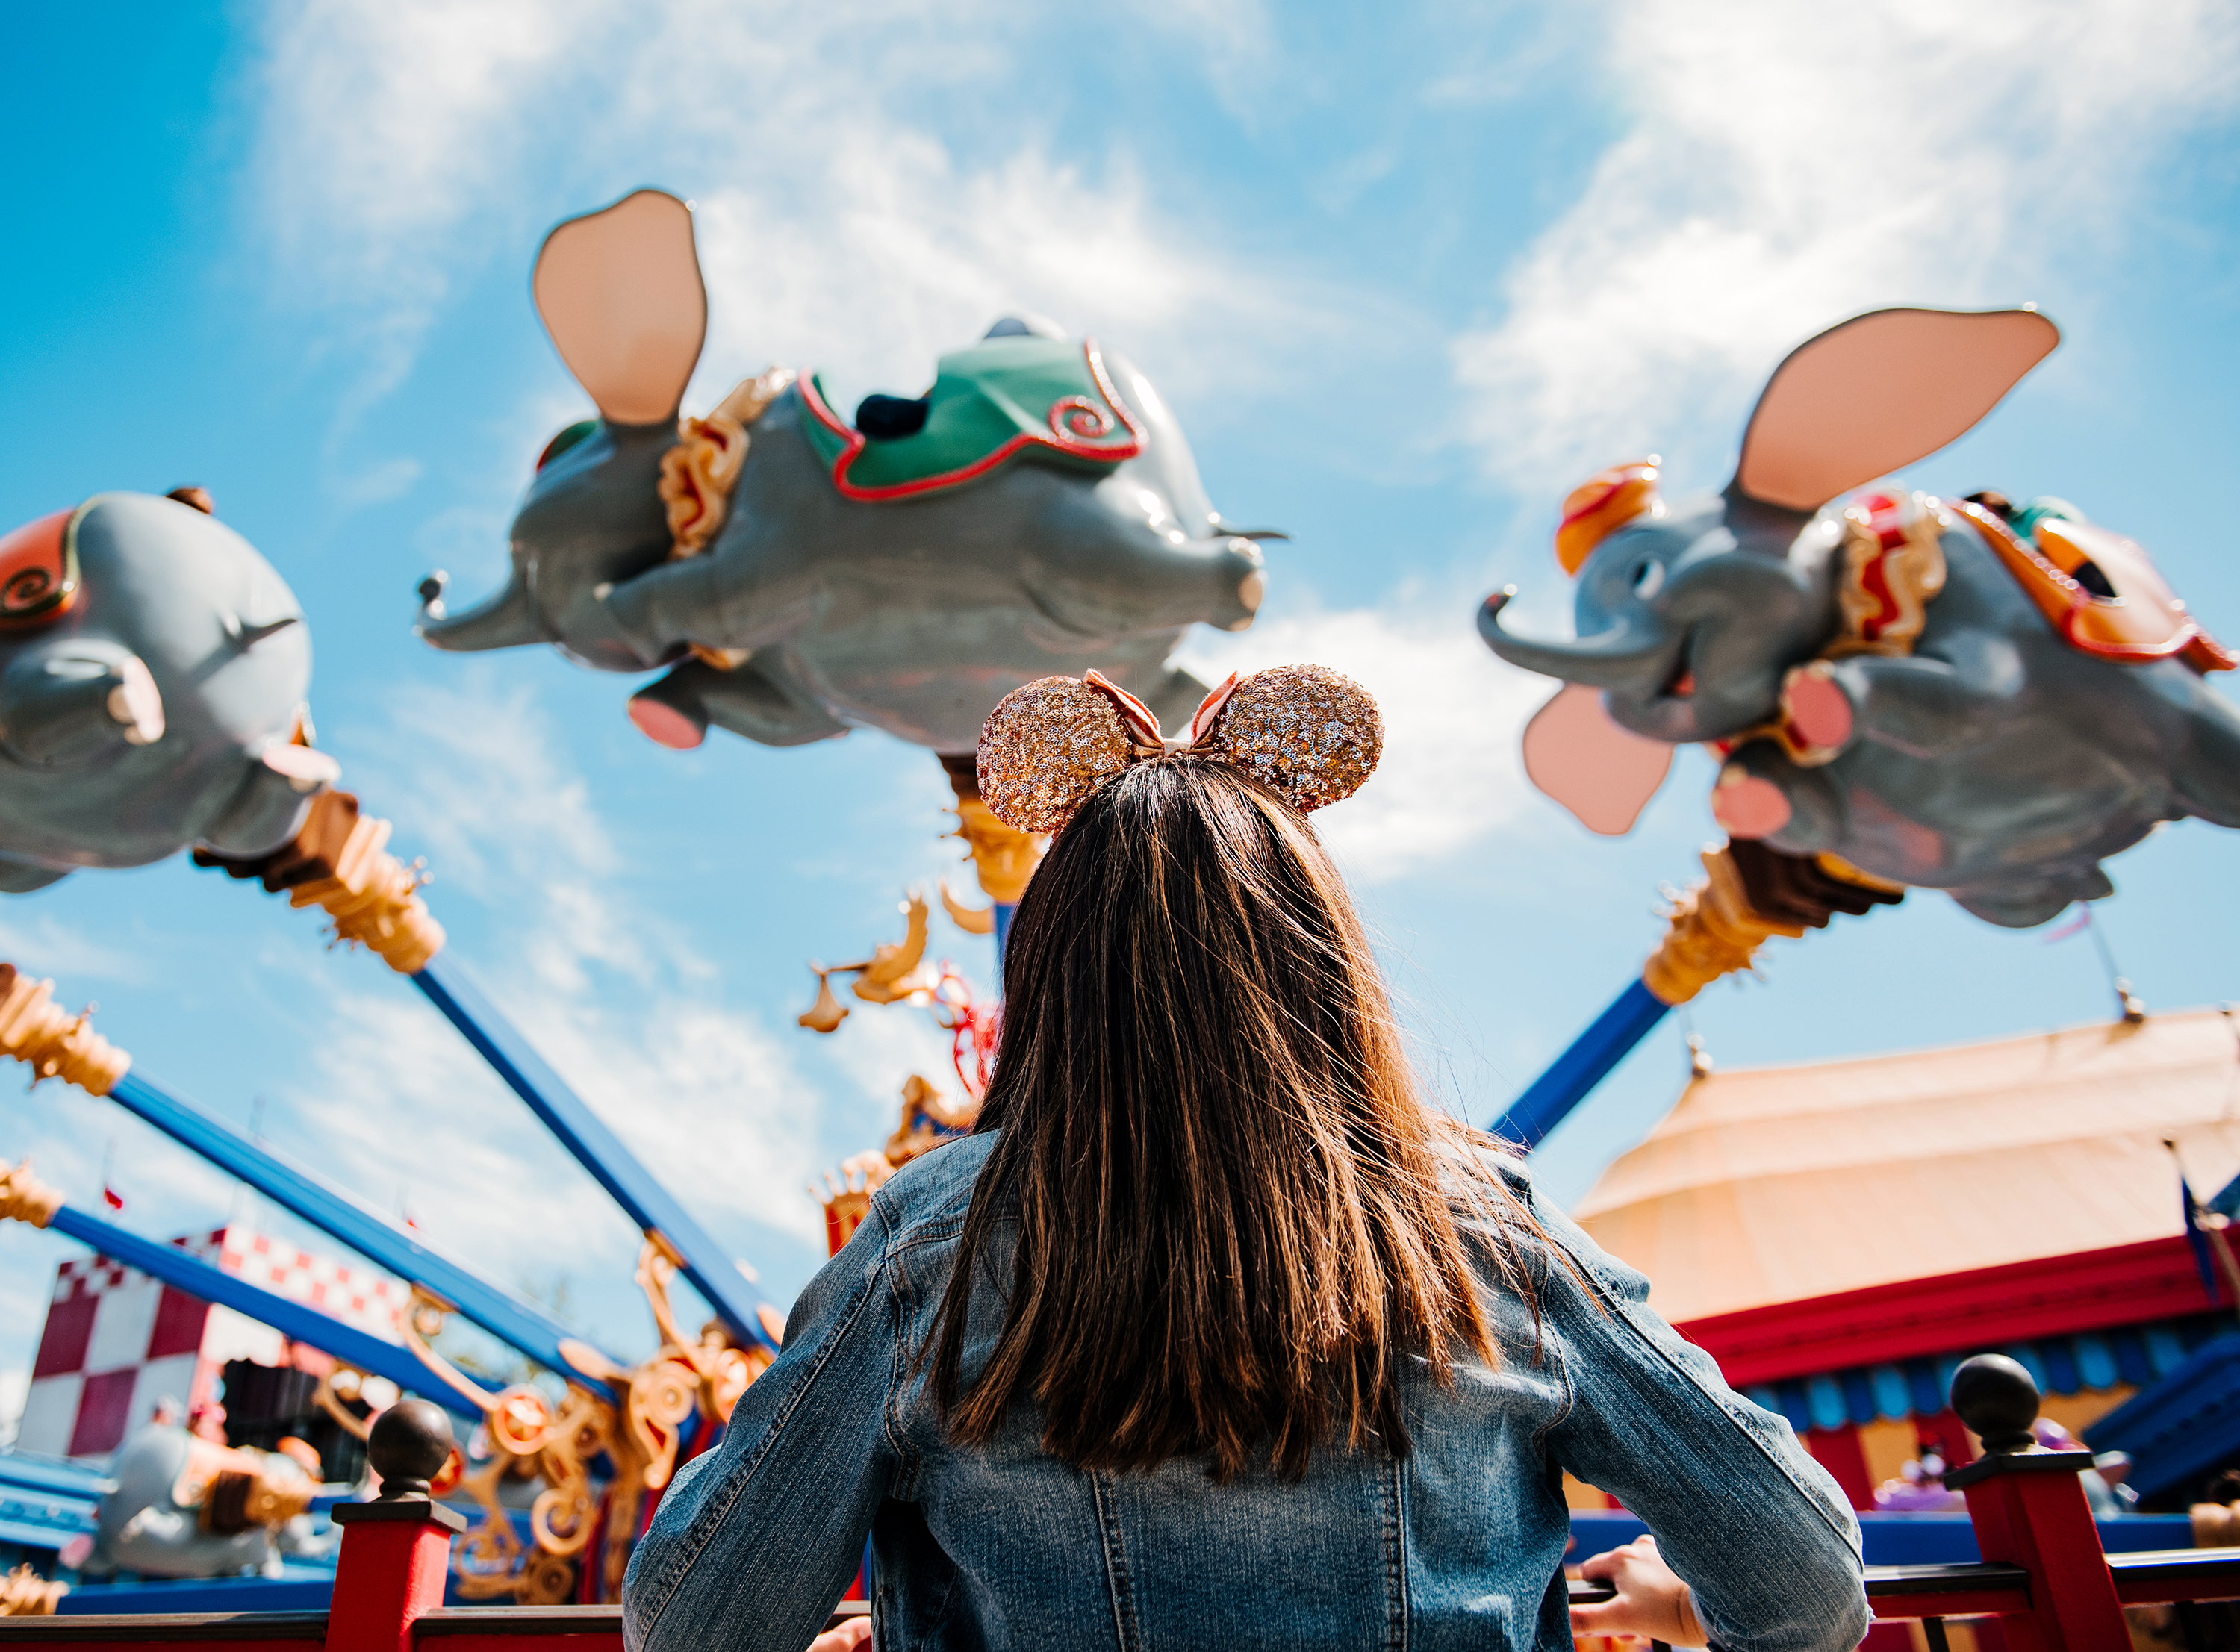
[1195,664,1383,812]
[976,676,1134,833]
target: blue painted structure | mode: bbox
[0,1448,104,1561]
[37,1201,479,1423]
[411,957,779,1353]
[1489,978,1670,1149]
[57,1568,340,1615]
[1571,1510,2194,1567]
[105,1070,619,1398]
[2086,1332,2240,1503]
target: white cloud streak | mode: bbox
[1453,0,2240,491]
[1179,593,1552,880]
[248,0,1363,436]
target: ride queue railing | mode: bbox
[5,1356,2237,1651]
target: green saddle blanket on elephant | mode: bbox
[797,337,1143,502]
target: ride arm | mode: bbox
[104,1068,623,1397]
[412,957,782,1353]
[0,1160,479,1423]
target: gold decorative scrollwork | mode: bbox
[0,966,130,1095]
[0,1562,67,1617]
[426,1231,772,1605]
[951,799,1045,905]
[516,1552,577,1607]
[313,1365,376,1442]
[399,1287,502,1413]
[658,368,797,564]
[1829,491,1948,659]
[0,1157,63,1229]
[1641,845,1810,1007]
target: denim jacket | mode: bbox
[623,1133,1866,1652]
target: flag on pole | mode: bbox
[99,1140,124,1211]
[2183,1177,2221,1299]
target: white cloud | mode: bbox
[246,0,1369,445]
[0,915,151,985]
[252,0,614,314]
[1452,0,2240,490]
[310,675,839,1252]
[1179,592,1552,880]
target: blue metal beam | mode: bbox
[104,1071,617,1399]
[410,958,779,1353]
[40,1202,480,1421]
[1489,977,1671,1151]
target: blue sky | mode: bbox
[3,1,2238,1421]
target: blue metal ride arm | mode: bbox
[410,957,780,1354]
[39,1201,480,1423]
[104,1070,618,1399]
[1489,977,1672,1151]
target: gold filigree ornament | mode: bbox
[656,368,796,672]
[0,964,130,1094]
[0,1563,66,1618]
[0,1157,63,1229]
[402,1238,771,1605]
[311,1365,399,1444]
[817,1074,983,1252]
[1640,845,1811,1007]
[797,890,938,1032]
[289,812,445,975]
[1828,488,1949,660]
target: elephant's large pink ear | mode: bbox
[534,190,708,426]
[1522,683,1673,836]
[1734,308,2060,511]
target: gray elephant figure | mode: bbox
[0,490,336,894]
[84,1421,335,1580]
[415,190,1270,755]
[1480,305,2240,928]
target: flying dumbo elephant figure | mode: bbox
[0,490,337,894]
[1480,305,2240,928]
[84,1418,335,1579]
[414,190,1270,755]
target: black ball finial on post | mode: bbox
[1950,1353,2041,1455]
[367,1398,455,1500]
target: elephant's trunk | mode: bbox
[415,569,544,653]
[1478,589,1674,690]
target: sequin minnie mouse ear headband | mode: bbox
[975,664,1384,834]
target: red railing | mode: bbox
[4,1356,2236,1651]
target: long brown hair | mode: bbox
[927,756,1541,1481]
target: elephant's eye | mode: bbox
[1631,560,1664,599]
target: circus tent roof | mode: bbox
[1575,1008,2240,1327]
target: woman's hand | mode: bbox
[1569,1535,1708,1646]
[808,1616,873,1652]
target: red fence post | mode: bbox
[1945,1355,2129,1652]
[326,1399,467,1652]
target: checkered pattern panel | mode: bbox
[18,1224,407,1462]
[220,1229,409,1341]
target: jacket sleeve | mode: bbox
[623,1198,903,1652]
[1531,1191,1868,1652]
